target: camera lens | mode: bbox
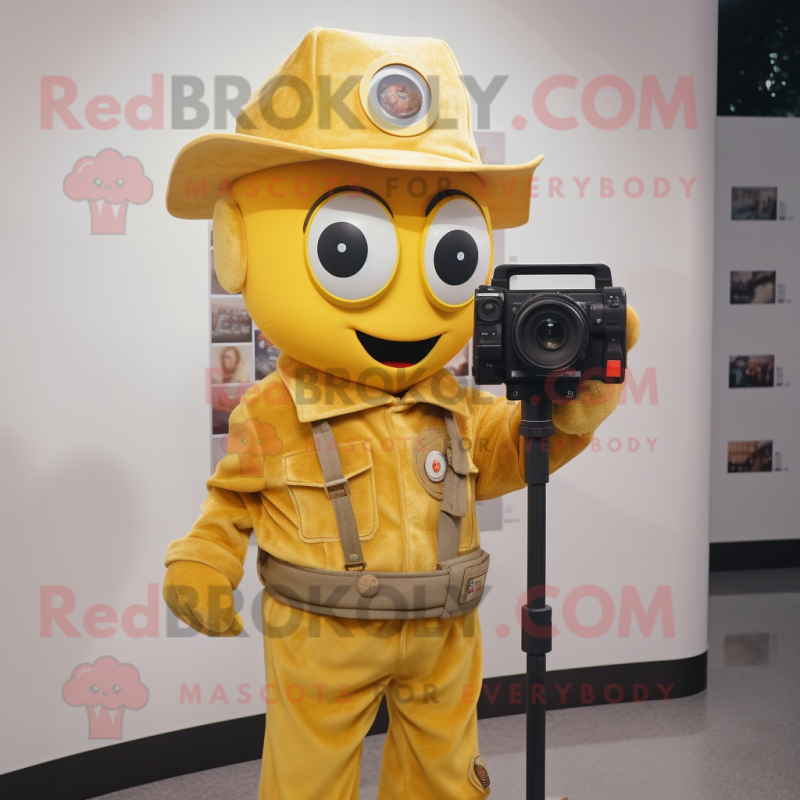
[477,297,502,323]
[535,318,565,350]
[511,294,588,371]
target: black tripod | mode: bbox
[517,390,555,800]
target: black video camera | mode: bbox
[472,264,627,400]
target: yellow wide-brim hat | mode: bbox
[166,27,543,229]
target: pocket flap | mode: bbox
[283,446,373,487]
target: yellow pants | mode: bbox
[259,594,491,799]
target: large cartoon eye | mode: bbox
[92,178,102,188]
[306,192,398,306]
[422,198,491,308]
[90,684,100,694]
[115,178,125,188]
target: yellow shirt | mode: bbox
[165,355,615,587]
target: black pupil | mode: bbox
[317,221,368,278]
[433,229,478,285]
[536,318,565,350]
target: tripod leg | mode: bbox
[523,478,550,800]
[527,653,547,800]
[519,409,554,800]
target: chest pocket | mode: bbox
[282,447,378,543]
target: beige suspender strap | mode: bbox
[311,409,469,570]
[437,410,469,563]
[311,419,366,571]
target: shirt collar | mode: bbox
[276,354,471,424]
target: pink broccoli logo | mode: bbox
[62,655,148,739]
[225,418,283,476]
[64,149,153,234]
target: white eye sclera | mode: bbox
[306,192,399,304]
[423,198,491,307]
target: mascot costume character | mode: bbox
[163,28,639,799]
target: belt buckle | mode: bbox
[324,477,351,500]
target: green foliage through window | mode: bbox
[718,0,800,116]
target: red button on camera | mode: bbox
[606,360,622,378]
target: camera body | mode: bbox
[472,264,627,400]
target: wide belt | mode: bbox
[258,547,490,620]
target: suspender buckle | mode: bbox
[324,477,351,500]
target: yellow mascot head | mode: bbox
[167,27,542,393]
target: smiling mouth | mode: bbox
[355,331,440,368]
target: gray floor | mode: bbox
[99,569,800,799]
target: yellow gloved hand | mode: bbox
[163,561,245,637]
[544,305,640,473]
[552,304,640,436]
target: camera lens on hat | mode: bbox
[477,297,502,323]
[365,63,433,131]
[378,74,425,120]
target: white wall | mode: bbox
[0,0,716,772]
[710,117,800,542]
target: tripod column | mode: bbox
[519,395,554,800]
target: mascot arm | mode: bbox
[471,305,640,496]
[547,304,640,472]
[162,403,263,637]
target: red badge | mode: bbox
[424,450,447,483]
[471,755,490,790]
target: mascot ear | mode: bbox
[212,197,247,293]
